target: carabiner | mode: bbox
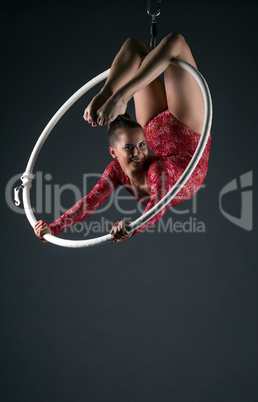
[147,1,162,49]
[147,0,162,19]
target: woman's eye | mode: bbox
[140,143,146,147]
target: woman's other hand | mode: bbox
[34,220,52,243]
[110,220,133,243]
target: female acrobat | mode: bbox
[34,33,211,243]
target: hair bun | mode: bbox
[116,112,131,121]
[106,112,131,131]
[106,112,143,147]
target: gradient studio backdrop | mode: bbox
[2,1,258,401]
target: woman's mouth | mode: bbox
[131,159,143,164]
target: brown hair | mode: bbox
[107,113,143,147]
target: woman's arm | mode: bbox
[34,162,120,241]
[104,158,176,241]
[49,163,119,236]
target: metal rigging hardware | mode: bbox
[147,0,162,49]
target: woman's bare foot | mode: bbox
[96,92,128,126]
[83,87,113,126]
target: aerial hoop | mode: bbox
[15,59,212,248]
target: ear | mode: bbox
[109,146,117,159]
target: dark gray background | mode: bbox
[2,1,258,401]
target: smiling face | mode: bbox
[109,127,148,172]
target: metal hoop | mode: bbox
[18,59,212,248]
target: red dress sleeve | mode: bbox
[133,157,175,236]
[49,161,120,236]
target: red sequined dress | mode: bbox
[49,109,211,237]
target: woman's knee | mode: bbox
[160,32,186,58]
[164,32,185,42]
[122,37,149,59]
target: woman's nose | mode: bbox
[133,147,140,156]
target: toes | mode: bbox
[83,109,88,121]
[83,107,95,124]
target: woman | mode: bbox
[34,33,211,244]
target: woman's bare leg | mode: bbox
[83,37,167,127]
[133,74,167,128]
[84,38,146,123]
[95,33,205,134]
[163,35,205,134]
